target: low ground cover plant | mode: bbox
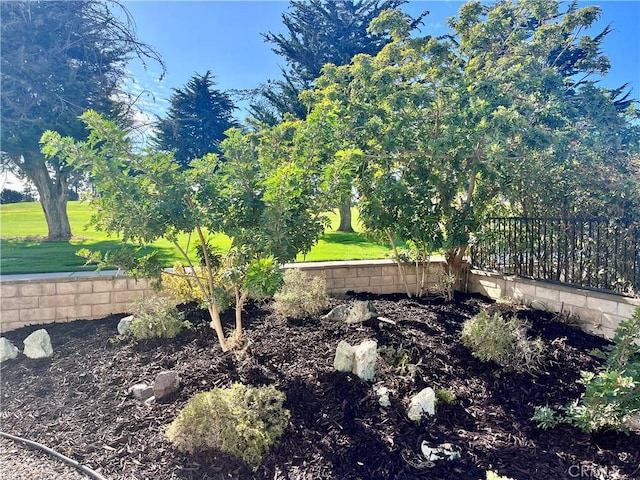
[461,310,544,372]
[271,268,328,318]
[165,383,290,468]
[533,307,640,433]
[129,296,190,340]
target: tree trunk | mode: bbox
[21,152,72,241]
[337,195,354,232]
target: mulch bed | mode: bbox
[1,292,639,480]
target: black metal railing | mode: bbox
[470,217,640,297]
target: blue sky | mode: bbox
[121,0,640,121]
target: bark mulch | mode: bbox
[1,292,638,480]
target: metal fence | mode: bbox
[470,217,640,297]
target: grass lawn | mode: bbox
[0,201,394,275]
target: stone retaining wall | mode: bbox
[0,260,448,333]
[468,269,640,339]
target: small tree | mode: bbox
[41,111,332,351]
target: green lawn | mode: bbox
[0,201,394,275]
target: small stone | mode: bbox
[0,338,19,362]
[375,386,391,407]
[117,315,134,335]
[353,340,377,381]
[408,387,436,421]
[130,383,154,401]
[333,340,355,372]
[420,441,461,461]
[23,329,53,359]
[153,370,180,400]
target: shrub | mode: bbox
[271,269,327,318]
[162,262,232,312]
[533,308,640,433]
[564,307,640,433]
[129,296,190,340]
[165,383,290,468]
[461,310,544,372]
[531,405,559,429]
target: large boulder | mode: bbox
[407,387,436,421]
[0,338,19,362]
[23,329,53,359]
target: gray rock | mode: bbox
[130,383,154,401]
[324,301,377,324]
[323,304,351,321]
[333,340,355,372]
[23,329,53,359]
[353,340,377,381]
[153,371,180,400]
[420,441,461,461]
[117,315,134,335]
[408,387,436,421]
[0,337,19,362]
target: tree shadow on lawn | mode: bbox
[0,238,177,275]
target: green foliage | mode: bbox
[531,406,559,430]
[435,388,457,405]
[252,0,424,124]
[302,0,640,289]
[154,71,238,169]
[41,111,335,351]
[2,0,162,240]
[461,311,545,372]
[161,262,232,312]
[533,308,640,433]
[165,383,290,468]
[564,307,640,433]
[272,268,328,319]
[129,297,190,340]
[565,370,639,433]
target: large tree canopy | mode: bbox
[0,0,163,240]
[250,0,427,125]
[302,1,639,286]
[153,71,239,169]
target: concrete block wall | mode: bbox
[1,272,155,333]
[0,260,449,333]
[284,259,448,296]
[468,269,640,339]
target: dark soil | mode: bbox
[1,292,639,480]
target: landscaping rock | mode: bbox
[353,340,377,381]
[153,371,180,400]
[130,383,154,401]
[324,301,377,324]
[375,386,391,407]
[408,387,436,421]
[23,329,53,359]
[333,340,355,373]
[0,338,19,362]
[117,315,134,335]
[420,441,461,462]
